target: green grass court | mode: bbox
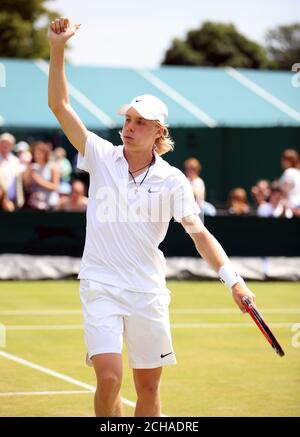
[0,280,299,417]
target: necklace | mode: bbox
[128,162,153,174]
[128,154,155,193]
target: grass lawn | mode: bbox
[0,280,299,417]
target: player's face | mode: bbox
[122,108,161,150]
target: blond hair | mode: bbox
[153,121,174,156]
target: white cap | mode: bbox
[14,141,30,153]
[118,94,168,125]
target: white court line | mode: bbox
[35,60,115,128]
[5,325,83,330]
[171,322,294,329]
[0,390,91,397]
[171,308,300,314]
[3,322,295,330]
[0,350,167,416]
[0,351,135,410]
[1,308,299,316]
[136,68,217,127]
[226,66,300,123]
[0,310,82,316]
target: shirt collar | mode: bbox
[114,145,160,167]
[113,145,125,161]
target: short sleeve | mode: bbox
[77,131,115,173]
[171,170,201,222]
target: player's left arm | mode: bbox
[181,214,256,312]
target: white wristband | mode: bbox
[218,263,244,288]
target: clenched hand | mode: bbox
[49,17,81,45]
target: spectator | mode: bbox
[23,141,59,210]
[0,184,15,211]
[53,147,72,195]
[56,180,87,211]
[257,181,293,218]
[227,188,251,216]
[280,149,300,208]
[184,158,205,207]
[184,157,216,216]
[251,179,271,207]
[14,141,32,172]
[0,132,24,208]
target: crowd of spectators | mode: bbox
[1,131,299,218]
[0,132,87,212]
[184,149,300,218]
[251,149,300,218]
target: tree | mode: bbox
[162,21,271,69]
[265,24,300,70]
[0,0,59,59]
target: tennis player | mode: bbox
[48,18,256,417]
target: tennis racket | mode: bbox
[242,296,285,357]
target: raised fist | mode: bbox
[49,17,81,45]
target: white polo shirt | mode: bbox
[77,131,200,294]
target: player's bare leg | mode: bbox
[133,367,162,417]
[92,353,123,417]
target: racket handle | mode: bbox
[242,296,253,308]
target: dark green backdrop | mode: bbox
[0,212,299,257]
[3,125,300,204]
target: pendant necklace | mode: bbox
[128,154,155,193]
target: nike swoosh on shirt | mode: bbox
[160,352,173,358]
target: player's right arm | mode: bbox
[181,214,256,312]
[48,18,87,155]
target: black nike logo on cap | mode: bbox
[160,352,173,358]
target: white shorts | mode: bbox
[79,279,177,369]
